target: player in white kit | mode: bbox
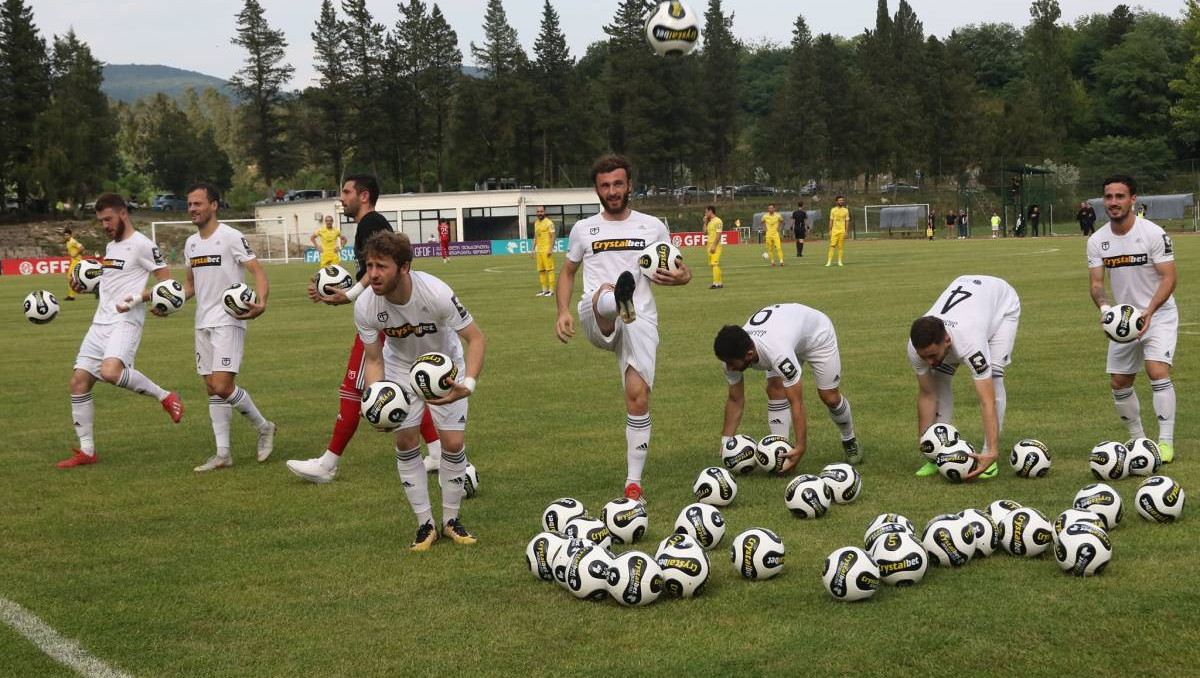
[182,183,276,472]
[907,274,1021,480]
[555,155,692,503]
[713,303,861,471]
[59,193,184,467]
[1088,174,1179,463]
[356,232,486,550]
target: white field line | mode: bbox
[0,596,134,678]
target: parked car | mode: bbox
[284,189,328,201]
[733,184,773,197]
[799,180,819,196]
[152,194,188,211]
[881,182,919,193]
[674,185,707,197]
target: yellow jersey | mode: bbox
[67,237,83,258]
[706,217,723,247]
[534,217,555,254]
[830,206,850,234]
[762,213,783,238]
[316,226,342,253]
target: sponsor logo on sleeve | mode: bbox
[241,237,255,256]
[450,295,468,320]
[152,247,165,267]
[778,358,798,381]
[1163,234,1174,255]
[967,351,988,376]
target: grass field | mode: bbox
[3,233,1198,678]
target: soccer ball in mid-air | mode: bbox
[1124,438,1162,476]
[541,498,586,533]
[1010,439,1051,478]
[819,463,862,504]
[997,507,1054,557]
[935,439,977,482]
[868,531,928,586]
[1101,303,1144,343]
[822,547,879,602]
[601,497,648,545]
[1053,522,1113,576]
[692,466,737,506]
[637,241,683,278]
[23,290,59,324]
[643,0,701,56]
[360,380,410,431]
[1073,483,1124,529]
[525,531,568,582]
[922,513,975,567]
[408,352,459,401]
[729,528,785,580]
[150,279,186,315]
[314,264,354,298]
[606,551,665,607]
[783,474,832,518]
[71,259,103,293]
[673,502,725,550]
[721,435,758,475]
[1089,441,1130,481]
[1133,475,1185,523]
[755,435,791,473]
[919,422,961,460]
[221,282,258,317]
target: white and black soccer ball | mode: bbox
[784,474,832,519]
[1053,522,1113,576]
[1101,303,1144,343]
[563,515,613,551]
[922,513,976,566]
[673,502,726,550]
[822,547,880,602]
[987,499,1023,524]
[359,380,410,431]
[997,507,1054,557]
[314,264,354,298]
[868,531,928,586]
[656,538,709,597]
[819,463,862,504]
[525,531,568,582]
[150,279,186,315]
[541,498,586,533]
[71,258,103,293]
[565,542,614,601]
[935,439,977,482]
[1089,441,1130,481]
[1134,475,1186,523]
[692,466,738,506]
[23,290,59,324]
[1010,439,1051,478]
[643,1,701,56]
[551,537,592,586]
[721,435,758,475]
[655,531,697,556]
[755,435,791,473]
[221,282,258,317]
[960,508,1000,557]
[601,497,648,545]
[1052,509,1107,541]
[1073,483,1124,530]
[863,513,917,551]
[462,462,479,498]
[606,551,665,607]
[637,240,683,278]
[408,352,459,401]
[1124,438,1162,477]
[730,528,785,580]
[919,422,961,461]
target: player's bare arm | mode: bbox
[429,322,486,405]
[235,259,269,320]
[965,377,1001,481]
[779,381,807,473]
[184,265,196,300]
[721,380,746,438]
[555,258,580,342]
[361,339,385,387]
[915,371,938,448]
[1088,266,1109,315]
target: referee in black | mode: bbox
[792,202,807,258]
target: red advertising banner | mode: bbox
[1,256,88,276]
[669,230,740,248]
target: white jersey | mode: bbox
[725,303,836,388]
[93,230,165,327]
[1086,217,1176,312]
[185,223,256,329]
[567,209,670,326]
[907,275,1021,381]
[355,270,472,374]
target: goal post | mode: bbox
[148,217,295,265]
[863,204,931,235]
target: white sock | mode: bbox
[439,447,468,524]
[625,412,650,485]
[992,371,1007,431]
[1151,378,1176,444]
[70,393,95,455]
[767,399,791,438]
[425,438,442,460]
[320,450,340,468]
[395,446,433,526]
[115,368,168,401]
[596,290,618,319]
[209,396,233,454]
[828,396,855,440]
[1112,387,1145,438]
[226,386,268,430]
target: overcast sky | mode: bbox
[26,0,1187,87]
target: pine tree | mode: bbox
[427,4,461,191]
[229,0,295,186]
[339,0,386,175]
[699,0,740,183]
[310,0,351,183]
[533,0,573,186]
[388,0,431,190]
[466,0,531,181]
[1170,0,1200,155]
[763,15,826,185]
[0,0,49,208]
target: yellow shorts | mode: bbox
[830,231,846,247]
[536,252,555,272]
[707,246,722,267]
[319,252,341,268]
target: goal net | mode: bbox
[147,217,299,265]
[863,204,930,234]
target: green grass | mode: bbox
[3,234,1198,677]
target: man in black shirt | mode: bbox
[1076,202,1096,236]
[792,202,807,257]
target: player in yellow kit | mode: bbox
[532,207,557,297]
[64,228,85,301]
[762,204,784,266]
[704,205,724,289]
[311,215,347,268]
[827,195,850,267]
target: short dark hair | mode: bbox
[1102,174,1137,196]
[590,154,632,184]
[835,195,845,200]
[910,316,948,349]
[93,193,127,212]
[364,231,413,269]
[346,173,380,205]
[797,201,804,208]
[713,325,753,362]
[186,183,221,204]
[63,227,73,235]
[705,205,716,214]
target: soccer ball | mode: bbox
[1010,439,1051,478]
[863,513,917,551]
[71,259,103,293]
[606,551,665,607]
[959,508,1000,557]
[462,462,479,498]
[822,547,880,602]
[935,439,977,482]
[1089,441,1129,481]
[150,279,186,315]
[408,352,459,401]
[1124,438,1162,476]
[729,528,785,580]
[655,531,697,556]
[1054,522,1113,576]
[783,474,832,519]
[922,513,976,567]
[563,515,612,550]
[997,507,1054,557]
[565,542,614,601]
[601,497,648,545]
[314,264,354,298]
[819,463,862,504]
[721,435,758,475]
[23,290,59,324]
[692,466,738,506]
[1134,475,1186,523]
[221,282,258,317]
[637,241,683,278]
[551,537,592,586]
[1073,483,1124,529]
[1052,509,1106,540]
[541,498,586,532]
[359,380,410,431]
[643,0,701,56]
[673,502,726,550]
[868,531,928,586]
[656,538,709,597]
[1101,303,1144,343]
[987,499,1023,524]
[919,422,961,461]
[525,531,568,582]
[761,251,770,260]
[755,435,791,473]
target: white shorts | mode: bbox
[988,311,1020,374]
[195,326,246,375]
[578,292,659,389]
[768,330,842,391]
[75,322,143,377]
[1108,307,1178,374]
[384,359,469,432]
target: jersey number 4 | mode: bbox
[940,286,973,314]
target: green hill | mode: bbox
[100,63,234,103]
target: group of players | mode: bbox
[55,160,1178,549]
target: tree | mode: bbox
[698,0,740,183]
[129,94,232,193]
[339,0,386,175]
[0,0,49,208]
[1023,0,1078,150]
[387,0,432,190]
[758,19,821,185]
[1092,19,1181,139]
[1079,135,1172,185]
[949,23,1023,91]
[229,0,295,186]
[426,4,461,190]
[308,0,351,183]
[532,0,573,186]
[1170,0,1200,155]
[464,0,532,181]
